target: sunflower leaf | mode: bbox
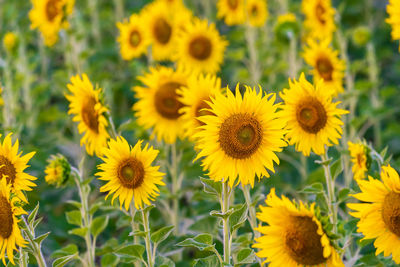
[151,225,174,244]
[235,248,256,265]
[200,177,222,197]
[192,255,220,267]
[114,244,145,260]
[91,215,109,237]
[68,227,88,238]
[330,159,343,180]
[65,210,82,226]
[28,202,40,225]
[176,233,214,251]
[52,253,79,267]
[34,231,51,245]
[229,204,248,233]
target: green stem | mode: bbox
[88,0,101,43]
[288,32,298,78]
[22,216,47,267]
[129,206,141,267]
[221,181,231,264]
[245,25,261,87]
[321,152,337,233]
[141,209,154,267]
[170,143,179,235]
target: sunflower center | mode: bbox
[228,0,239,9]
[154,82,185,119]
[315,3,326,24]
[81,97,99,133]
[219,113,263,159]
[0,196,13,239]
[118,158,145,189]
[250,5,258,16]
[129,30,141,47]
[154,18,172,44]
[285,216,326,265]
[296,98,327,134]
[356,153,364,167]
[189,36,212,60]
[0,155,17,185]
[382,192,400,237]
[316,57,333,81]
[195,99,213,126]
[46,0,61,21]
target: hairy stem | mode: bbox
[141,209,154,267]
[22,216,47,267]
[221,181,231,264]
[321,152,337,233]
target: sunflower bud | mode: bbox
[274,13,299,44]
[3,32,18,52]
[45,154,71,188]
[352,26,371,47]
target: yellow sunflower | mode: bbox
[177,73,223,141]
[253,188,344,267]
[301,0,336,41]
[348,141,368,180]
[96,136,165,210]
[194,85,287,187]
[116,13,150,61]
[0,133,37,203]
[66,74,110,157]
[279,73,348,156]
[3,32,17,52]
[29,0,74,46]
[386,0,400,51]
[133,66,189,144]
[175,18,228,74]
[348,165,400,264]
[217,0,246,26]
[245,0,268,27]
[303,38,345,96]
[0,178,27,265]
[142,0,178,61]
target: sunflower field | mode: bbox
[1,0,400,266]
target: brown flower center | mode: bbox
[0,196,13,239]
[382,191,400,237]
[228,0,239,9]
[0,155,17,185]
[285,216,326,265]
[315,2,326,24]
[356,153,364,167]
[154,82,185,119]
[154,18,172,45]
[129,30,141,47]
[189,36,212,60]
[250,5,258,17]
[296,98,327,134]
[316,57,333,81]
[118,158,145,189]
[81,97,100,133]
[219,113,263,159]
[195,99,213,126]
[46,0,61,22]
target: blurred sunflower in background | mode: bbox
[386,0,400,51]
[44,154,71,187]
[254,188,344,267]
[0,133,37,203]
[348,141,369,180]
[348,165,400,264]
[0,87,3,106]
[303,38,345,96]
[217,0,246,26]
[133,66,189,144]
[279,73,347,156]
[0,178,27,266]
[175,18,228,74]
[245,0,268,27]
[66,74,110,157]
[96,137,165,210]
[116,13,149,60]
[3,32,17,52]
[301,0,336,41]
[194,85,286,187]
[178,73,223,141]
[29,0,75,46]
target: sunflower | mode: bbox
[386,0,400,51]
[303,38,345,96]
[177,73,223,141]
[279,73,348,156]
[142,0,178,61]
[175,18,228,74]
[116,13,150,61]
[348,141,369,181]
[301,0,336,41]
[3,32,17,52]
[133,66,189,144]
[45,154,71,187]
[194,85,286,187]
[96,136,165,210]
[348,165,400,264]
[0,133,37,203]
[0,178,27,265]
[217,0,246,26]
[66,74,110,157]
[253,188,344,267]
[29,0,74,46]
[245,0,268,27]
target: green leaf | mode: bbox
[114,244,145,261]
[51,244,78,259]
[151,225,174,244]
[28,203,40,225]
[91,216,109,237]
[101,253,119,267]
[90,201,103,215]
[300,183,324,194]
[235,248,256,265]
[210,208,234,219]
[65,210,82,226]
[176,234,214,252]
[200,177,222,197]
[129,230,147,238]
[34,232,50,245]
[330,159,343,180]
[68,227,88,238]
[65,200,82,209]
[155,255,175,267]
[192,255,220,267]
[52,253,78,267]
[229,204,248,233]
[338,188,350,203]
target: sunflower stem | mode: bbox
[22,216,47,267]
[245,24,261,88]
[169,143,180,235]
[221,181,231,264]
[141,208,154,267]
[321,152,337,233]
[129,204,141,267]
